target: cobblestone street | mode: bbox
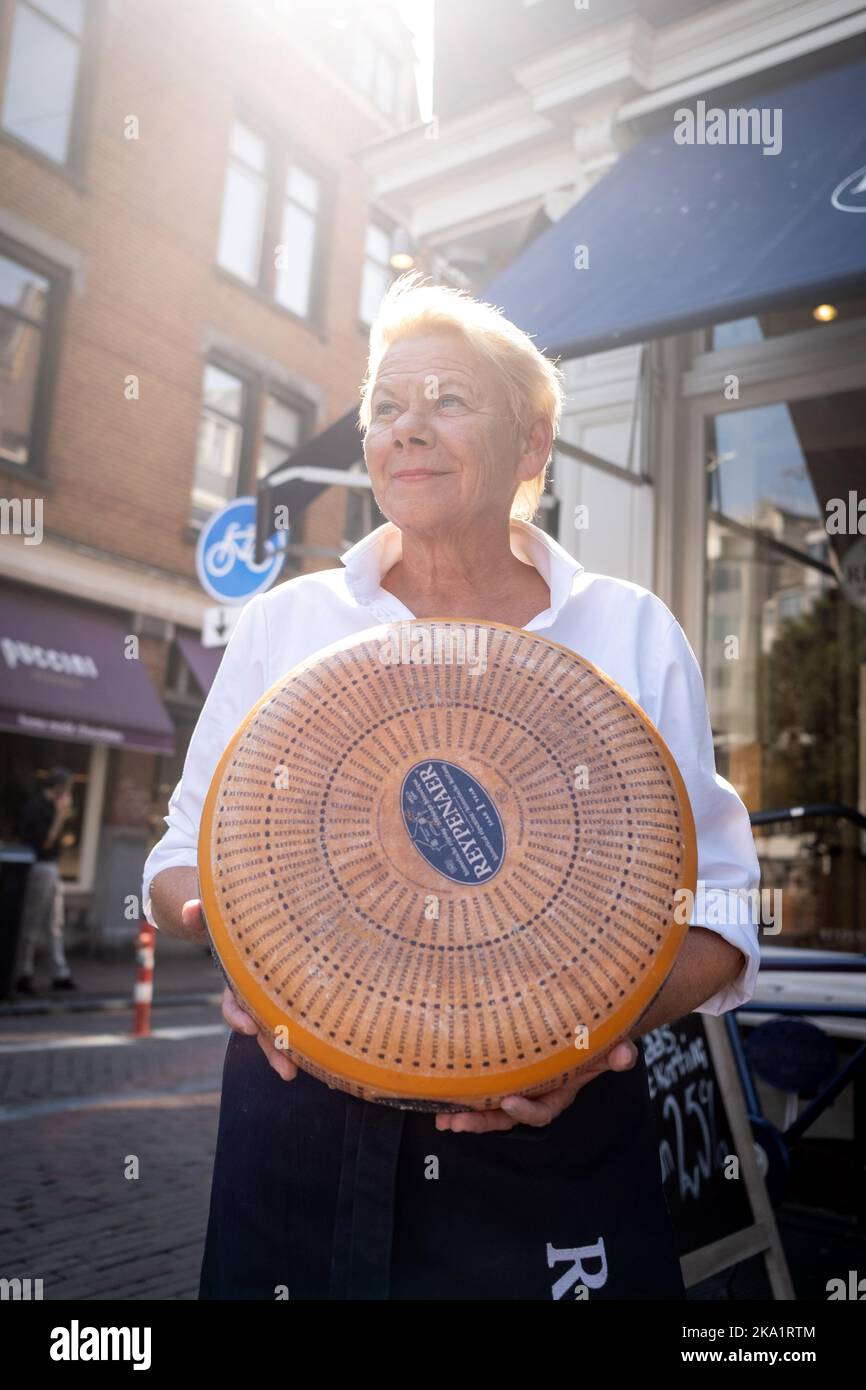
[0,1004,227,1300]
[2,996,865,1304]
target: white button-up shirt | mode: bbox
[142,518,761,1016]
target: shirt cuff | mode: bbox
[691,893,761,1017]
[141,859,199,933]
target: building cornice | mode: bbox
[3,535,210,630]
[359,92,552,197]
[357,0,865,241]
[514,16,655,114]
[413,143,578,242]
[617,2,866,122]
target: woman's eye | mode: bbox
[374,395,462,417]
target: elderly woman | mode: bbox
[143,273,760,1301]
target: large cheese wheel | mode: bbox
[198,619,697,1110]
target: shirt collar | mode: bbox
[339,519,583,631]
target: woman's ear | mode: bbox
[517,415,553,481]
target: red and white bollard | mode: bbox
[132,920,156,1037]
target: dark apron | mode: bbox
[199,1030,685,1301]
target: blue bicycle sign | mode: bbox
[195,497,286,603]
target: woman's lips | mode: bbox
[393,470,442,481]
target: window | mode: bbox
[0,244,64,472]
[189,359,313,527]
[1,0,92,167]
[350,28,398,117]
[257,394,303,478]
[359,221,392,328]
[216,121,268,285]
[374,51,396,117]
[343,466,376,548]
[708,293,866,348]
[352,30,376,91]
[275,164,319,318]
[0,734,91,883]
[215,116,329,327]
[703,387,866,950]
[191,364,248,524]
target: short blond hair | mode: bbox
[358,271,565,522]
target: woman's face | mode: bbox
[363,331,545,538]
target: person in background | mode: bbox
[15,767,77,994]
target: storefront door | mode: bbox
[678,320,866,951]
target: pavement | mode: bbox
[0,936,864,1301]
[0,936,226,1299]
[0,930,224,1017]
[0,1003,225,1300]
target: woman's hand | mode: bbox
[149,876,208,943]
[180,897,209,943]
[177,897,295,1081]
[434,1038,639,1133]
[221,985,298,1083]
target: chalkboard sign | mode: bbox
[645,1014,752,1255]
[643,1013,794,1295]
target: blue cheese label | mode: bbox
[400,759,505,885]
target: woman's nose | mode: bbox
[391,406,435,447]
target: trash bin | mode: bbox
[0,843,36,1000]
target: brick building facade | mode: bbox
[0,0,418,944]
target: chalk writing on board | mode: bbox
[645,1024,731,1202]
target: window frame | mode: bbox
[347,24,400,119]
[358,212,395,334]
[0,0,104,179]
[255,384,315,486]
[214,108,334,336]
[215,117,270,288]
[0,233,69,483]
[351,27,377,101]
[189,355,257,529]
[670,320,866,661]
[186,355,315,538]
[373,49,397,118]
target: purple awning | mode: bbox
[0,584,176,754]
[176,633,223,695]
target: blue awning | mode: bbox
[482,55,866,359]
